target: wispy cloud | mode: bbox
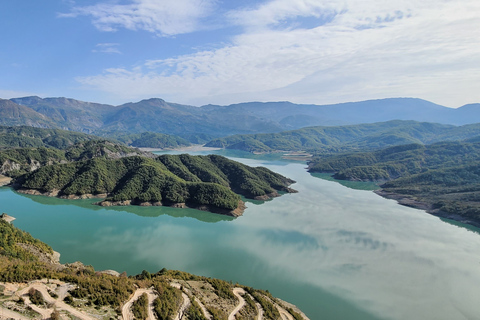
[59,0,217,36]
[92,43,121,54]
[76,0,480,107]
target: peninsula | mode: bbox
[13,153,296,216]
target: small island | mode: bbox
[14,153,297,216]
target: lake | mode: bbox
[1,149,480,320]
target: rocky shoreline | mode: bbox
[374,190,480,229]
[16,188,246,217]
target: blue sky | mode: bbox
[1,0,479,107]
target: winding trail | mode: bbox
[18,283,96,320]
[276,304,294,320]
[0,306,31,320]
[170,283,191,320]
[228,288,246,320]
[254,300,264,320]
[121,288,158,320]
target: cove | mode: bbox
[1,149,480,320]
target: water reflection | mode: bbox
[2,157,480,320]
[310,172,380,190]
[15,191,234,223]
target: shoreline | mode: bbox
[374,190,480,229]
[139,145,221,153]
[15,188,245,217]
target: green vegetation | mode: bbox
[28,288,44,305]
[0,220,53,261]
[115,132,191,149]
[0,147,66,177]
[0,125,98,150]
[206,278,235,300]
[64,140,146,161]
[206,120,480,153]
[309,141,480,225]
[153,282,183,320]
[15,154,295,213]
[132,293,149,319]
[206,306,228,320]
[287,307,305,320]
[245,288,280,320]
[0,140,148,178]
[186,298,207,320]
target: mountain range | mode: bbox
[2,96,480,142]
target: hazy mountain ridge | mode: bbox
[3,96,480,142]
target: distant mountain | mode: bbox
[205,121,480,153]
[0,99,55,128]
[3,96,480,141]
[11,96,115,133]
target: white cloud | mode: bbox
[76,0,480,107]
[60,0,216,36]
[92,43,122,54]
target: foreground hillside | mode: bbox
[14,154,296,216]
[0,219,309,320]
[308,141,480,227]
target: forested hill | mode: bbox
[0,125,99,149]
[308,141,480,226]
[0,125,193,149]
[205,121,480,153]
[0,140,151,178]
[15,154,296,216]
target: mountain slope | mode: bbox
[0,99,55,128]
[205,121,480,153]
[6,96,480,140]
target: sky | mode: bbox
[0,0,479,108]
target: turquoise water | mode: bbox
[1,150,480,320]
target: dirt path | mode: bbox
[18,283,96,320]
[146,288,158,320]
[228,288,246,320]
[0,306,31,320]
[276,305,294,320]
[170,283,191,320]
[122,288,157,320]
[255,301,264,320]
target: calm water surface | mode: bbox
[1,150,480,320]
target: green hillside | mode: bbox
[114,132,191,149]
[308,141,480,226]
[0,125,100,149]
[0,140,149,177]
[205,121,480,153]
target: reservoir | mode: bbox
[1,149,480,320]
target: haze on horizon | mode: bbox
[1,0,479,108]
